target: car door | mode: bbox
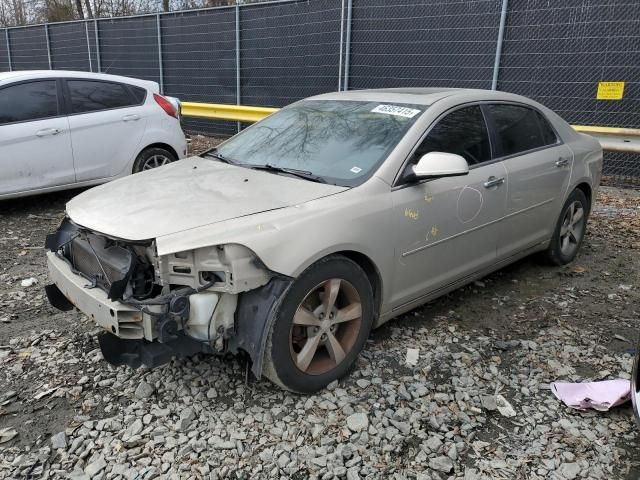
[0,79,75,196]
[390,105,508,309]
[64,79,148,181]
[484,104,573,259]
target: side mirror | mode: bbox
[412,152,469,179]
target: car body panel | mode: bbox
[0,116,75,193]
[66,156,348,241]
[69,104,149,181]
[390,161,508,308]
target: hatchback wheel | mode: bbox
[133,147,177,173]
[543,188,589,265]
[263,255,374,393]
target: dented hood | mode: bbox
[66,156,347,241]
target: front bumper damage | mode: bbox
[45,218,290,374]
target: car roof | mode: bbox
[0,70,158,91]
[307,87,532,106]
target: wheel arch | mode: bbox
[574,181,593,213]
[332,250,383,325]
[138,142,179,160]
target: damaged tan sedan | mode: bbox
[46,88,602,392]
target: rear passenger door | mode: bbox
[0,79,75,196]
[485,103,573,259]
[64,79,148,181]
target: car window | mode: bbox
[415,106,491,166]
[487,104,557,156]
[213,100,425,187]
[0,81,59,125]
[67,80,136,114]
[130,85,147,104]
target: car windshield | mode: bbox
[208,100,424,186]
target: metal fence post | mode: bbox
[94,20,101,72]
[45,24,52,69]
[85,21,93,72]
[235,0,241,133]
[491,0,509,90]
[338,0,345,91]
[343,0,352,91]
[5,29,12,71]
[156,14,164,94]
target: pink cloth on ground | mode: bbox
[551,379,631,411]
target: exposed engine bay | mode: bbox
[45,218,277,369]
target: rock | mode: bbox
[50,431,67,449]
[124,419,143,438]
[480,395,497,411]
[206,388,218,399]
[558,463,581,480]
[495,394,517,417]
[429,455,453,473]
[356,379,370,389]
[84,455,106,477]
[134,381,154,399]
[20,277,37,287]
[346,413,369,432]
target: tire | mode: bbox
[263,255,374,393]
[132,147,177,173]
[543,188,589,265]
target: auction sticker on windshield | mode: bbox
[371,104,421,118]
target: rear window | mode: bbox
[67,80,136,114]
[130,85,147,104]
[0,81,58,124]
[488,104,558,157]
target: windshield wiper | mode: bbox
[201,149,238,165]
[249,164,327,184]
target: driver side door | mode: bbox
[389,105,508,310]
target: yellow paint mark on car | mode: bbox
[404,208,419,220]
[424,194,433,203]
[431,226,439,237]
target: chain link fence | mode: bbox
[0,0,638,185]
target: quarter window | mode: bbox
[0,81,58,124]
[487,104,558,157]
[67,80,136,114]
[416,106,491,166]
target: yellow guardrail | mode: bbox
[181,102,277,123]
[180,102,640,153]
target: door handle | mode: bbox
[483,176,505,189]
[122,114,140,122]
[36,128,61,137]
[555,157,570,167]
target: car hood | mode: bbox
[66,156,347,241]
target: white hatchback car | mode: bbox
[0,70,187,199]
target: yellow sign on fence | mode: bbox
[597,82,625,100]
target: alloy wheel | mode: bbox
[142,154,172,170]
[289,278,362,375]
[559,200,585,257]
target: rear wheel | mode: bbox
[263,255,374,393]
[543,188,589,265]
[132,147,176,173]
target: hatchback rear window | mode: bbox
[67,80,136,114]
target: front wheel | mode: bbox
[543,188,589,265]
[263,255,374,393]
[132,147,177,173]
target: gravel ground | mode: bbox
[0,175,639,479]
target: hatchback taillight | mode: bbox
[153,94,178,119]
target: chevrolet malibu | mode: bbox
[45,88,602,393]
